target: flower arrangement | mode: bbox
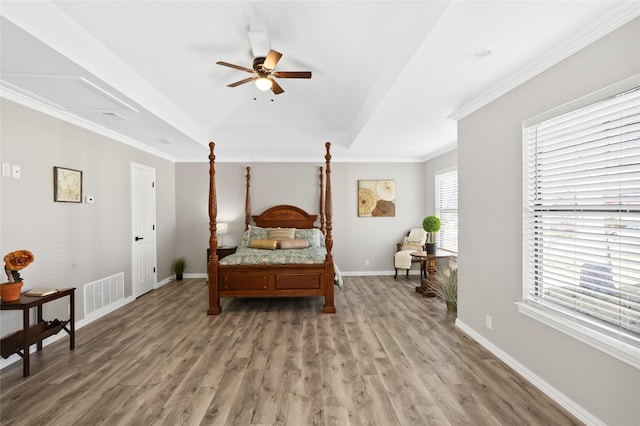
[4,250,35,283]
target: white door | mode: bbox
[131,163,157,297]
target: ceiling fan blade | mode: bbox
[273,71,312,79]
[216,61,253,73]
[262,50,282,71]
[228,76,257,87]
[270,79,284,95]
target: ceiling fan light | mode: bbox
[255,77,273,91]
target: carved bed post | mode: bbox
[208,142,221,315]
[319,166,325,234]
[245,166,251,231]
[323,142,336,313]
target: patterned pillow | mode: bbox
[249,239,278,250]
[401,236,423,251]
[278,239,310,249]
[269,228,296,240]
[295,228,322,247]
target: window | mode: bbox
[436,167,458,252]
[521,81,640,367]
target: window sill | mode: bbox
[516,301,640,370]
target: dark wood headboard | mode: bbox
[252,205,318,229]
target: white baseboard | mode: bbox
[455,319,605,426]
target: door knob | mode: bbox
[135,236,144,241]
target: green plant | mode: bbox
[433,266,457,309]
[173,257,187,275]
[422,215,441,244]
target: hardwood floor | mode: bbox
[0,276,581,425]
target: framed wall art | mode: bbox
[54,166,83,203]
[358,180,395,217]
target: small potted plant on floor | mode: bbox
[433,262,458,312]
[173,257,186,281]
[422,215,441,254]
[2,250,35,301]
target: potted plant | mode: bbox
[173,257,186,281]
[422,215,441,254]
[433,263,458,312]
[2,250,35,301]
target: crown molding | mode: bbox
[450,2,640,121]
[1,84,177,162]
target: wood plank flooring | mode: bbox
[0,276,581,425]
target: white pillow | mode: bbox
[269,227,296,240]
[401,236,423,251]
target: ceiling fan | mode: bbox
[216,50,312,95]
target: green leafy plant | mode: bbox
[433,265,458,310]
[422,215,441,244]
[173,257,187,275]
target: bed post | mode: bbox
[319,166,325,234]
[245,166,251,231]
[323,142,336,313]
[208,142,221,315]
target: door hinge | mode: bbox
[152,181,155,188]
[153,267,156,273]
[153,224,155,230]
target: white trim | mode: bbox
[450,2,640,121]
[516,302,640,370]
[455,319,607,426]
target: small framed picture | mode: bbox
[54,166,83,203]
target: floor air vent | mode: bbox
[83,272,125,318]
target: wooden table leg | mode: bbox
[22,307,30,377]
[422,256,437,298]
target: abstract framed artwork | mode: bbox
[54,166,83,203]
[358,180,395,217]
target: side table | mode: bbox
[1,288,75,377]
[412,250,455,298]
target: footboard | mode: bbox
[218,264,326,296]
[208,261,335,315]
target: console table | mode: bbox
[0,288,75,377]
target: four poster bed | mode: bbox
[207,142,336,315]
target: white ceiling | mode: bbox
[1,1,639,163]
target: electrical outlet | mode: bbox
[486,314,492,330]
[364,259,370,266]
[11,165,20,179]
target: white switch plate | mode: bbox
[11,165,20,178]
[2,163,10,177]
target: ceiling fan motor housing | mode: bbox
[253,57,268,72]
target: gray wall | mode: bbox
[175,160,429,275]
[0,99,176,327]
[457,17,640,425]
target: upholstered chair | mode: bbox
[394,228,427,278]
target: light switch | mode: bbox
[2,163,10,177]
[11,165,20,179]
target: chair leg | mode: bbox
[406,269,409,277]
[394,268,398,279]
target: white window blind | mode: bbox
[523,85,640,349]
[436,168,458,252]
